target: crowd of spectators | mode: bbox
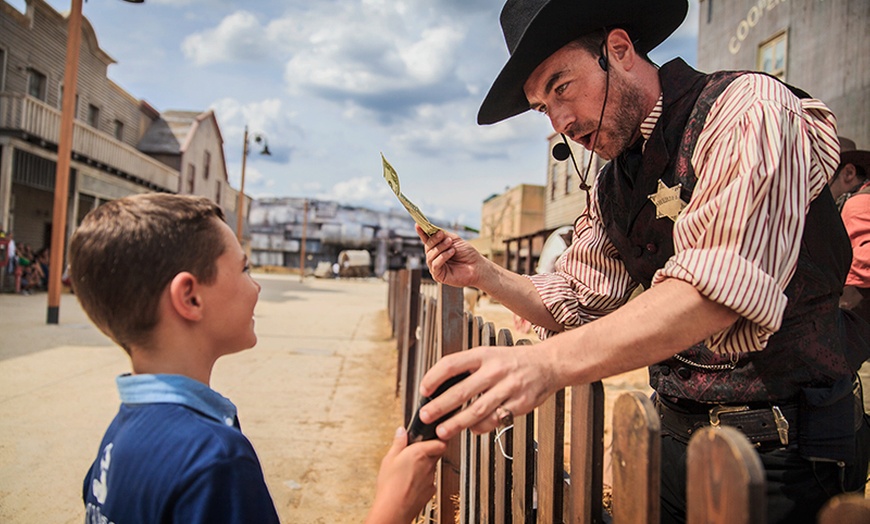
[1,231,50,295]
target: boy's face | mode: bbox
[199,220,261,356]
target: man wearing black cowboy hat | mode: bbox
[415,0,869,522]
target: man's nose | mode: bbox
[548,106,575,138]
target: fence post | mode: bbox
[538,387,566,524]
[398,269,421,424]
[436,283,463,524]
[817,494,870,524]
[478,322,497,523]
[686,426,766,524]
[567,381,605,524]
[393,270,407,397]
[511,338,536,524]
[611,392,660,524]
[493,328,514,524]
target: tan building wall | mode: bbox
[478,183,544,264]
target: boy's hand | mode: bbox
[365,427,447,524]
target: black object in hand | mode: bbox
[406,372,470,444]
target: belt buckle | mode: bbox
[771,405,790,446]
[708,405,749,427]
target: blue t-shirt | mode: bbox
[83,374,279,524]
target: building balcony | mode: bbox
[0,93,179,192]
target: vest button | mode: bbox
[633,245,644,258]
[676,366,692,380]
[660,366,671,376]
[646,242,658,254]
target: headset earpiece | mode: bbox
[598,56,608,71]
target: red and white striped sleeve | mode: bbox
[653,74,840,354]
[527,193,638,340]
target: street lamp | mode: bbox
[47,0,144,325]
[235,126,270,243]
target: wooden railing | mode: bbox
[0,93,179,191]
[387,268,869,524]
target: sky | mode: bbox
[15,0,699,228]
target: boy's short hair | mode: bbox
[70,193,227,352]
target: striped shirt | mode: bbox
[529,73,840,355]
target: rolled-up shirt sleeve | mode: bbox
[652,75,840,354]
[528,196,638,340]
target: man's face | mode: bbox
[523,42,645,160]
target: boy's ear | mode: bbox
[168,272,204,321]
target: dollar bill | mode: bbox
[381,153,441,235]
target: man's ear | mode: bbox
[607,28,634,70]
[841,164,857,186]
[168,272,203,321]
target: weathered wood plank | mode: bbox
[686,426,765,524]
[611,392,660,524]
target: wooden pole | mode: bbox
[47,0,83,324]
[235,126,249,243]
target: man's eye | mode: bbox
[537,105,548,115]
[555,83,569,95]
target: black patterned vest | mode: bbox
[597,59,859,406]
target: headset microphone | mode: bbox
[552,142,571,161]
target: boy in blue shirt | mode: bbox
[71,193,445,524]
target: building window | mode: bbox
[564,162,572,195]
[113,120,124,141]
[758,31,787,81]
[187,164,196,193]
[27,68,47,101]
[88,104,100,128]
[215,180,221,204]
[203,151,211,179]
[0,48,7,92]
[549,164,558,201]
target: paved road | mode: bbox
[0,274,401,524]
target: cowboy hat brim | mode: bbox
[478,0,689,125]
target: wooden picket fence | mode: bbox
[386,269,869,524]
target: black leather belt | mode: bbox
[656,397,798,448]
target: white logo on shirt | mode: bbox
[92,443,113,504]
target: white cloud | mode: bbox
[318,176,392,206]
[182,11,269,66]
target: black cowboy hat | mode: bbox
[478,0,689,125]
[839,137,870,173]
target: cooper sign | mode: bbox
[729,0,788,54]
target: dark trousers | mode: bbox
[660,416,870,524]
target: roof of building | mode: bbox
[137,110,203,155]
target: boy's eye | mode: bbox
[243,263,251,273]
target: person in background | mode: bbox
[415,1,869,522]
[830,136,870,321]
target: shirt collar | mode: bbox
[640,94,663,143]
[117,373,238,427]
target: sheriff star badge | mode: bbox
[647,179,687,222]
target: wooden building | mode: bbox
[0,0,243,256]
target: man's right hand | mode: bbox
[416,225,489,288]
